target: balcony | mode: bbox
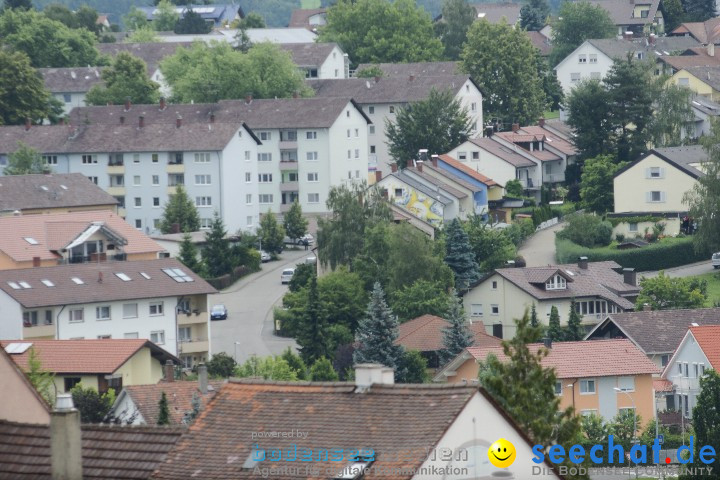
[280,203,293,213]
[279,141,298,150]
[107,163,125,174]
[107,186,126,196]
[23,324,55,339]
[544,172,565,183]
[178,311,208,325]
[179,339,209,354]
[518,178,539,190]
[280,181,299,192]
[279,161,299,170]
[167,163,185,174]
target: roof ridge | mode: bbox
[398,314,447,341]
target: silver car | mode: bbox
[281,268,295,284]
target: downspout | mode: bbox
[569,379,577,410]
[175,296,186,362]
[56,305,66,340]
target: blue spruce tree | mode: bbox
[439,289,475,366]
[444,218,480,292]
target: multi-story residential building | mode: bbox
[588,0,664,36]
[0,210,164,270]
[0,173,118,216]
[436,339,660,426]
[68,97,371,216]
[38,67,104,116]
[0,117,261,234]
[279,42,348,79]
[463,258,640,339]
[308,74,483,174]
[0,258,216,368]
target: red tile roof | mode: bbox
[467,339,660,378]
[689,325,720,370]
[653,379,674,392]
[1,339,178,374]
[121,380,225,425]
[437,154,499,186]
[396,314,502,352]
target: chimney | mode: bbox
[209,112,215,123]
[198,363,208,394]
[354,363,394,392]
[138,115,144,128]
[97,271,103,283]
[51,394,83,480]
[374,76,380,83]
[292,91,299,99]
[164,359,175,382]
[511,123,520,133]
[176,116,182,128]
[649,33,656,45]
[506,260,516,267]
[408,74,415,82]
[245,93,253,104]
[24,118,31,131]
[391,164,398,173]
[708,43,715,57]
[623,267,636,286]
[374,170,382,182]
[159,97,166,110]
[624,31,633,40]
[543,337,552,349]
[119,115,125,125]
[124,97,131,111]
[643,303,652,311]
[578,256,588,269]
[418,149,429,162]
[538,117,545,128]
[417,161,423,172]
[33,256,40,267]
[431,154,439,167]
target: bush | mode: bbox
[513,203,576,227]
[557,214,612,248]
[504,218,535,246]
[615,234,625,243]
[556,236,707,271]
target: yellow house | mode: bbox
[670,66,720,101]
[1,339,179,394]
[434,339,660,428]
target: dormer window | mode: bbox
[546,274,567,290]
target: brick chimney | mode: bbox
[164,359,175,382]
[198,363,208,394]
[124,97,131,111]
[643,303,652,311]
[24,118,31,131]
[33,256,40,267]
[578,256,588,269]
[416,161,423,172]
[624,31,633,40]
[159,97,166,110]
[209,112,215,123]
[51,394,83,480]
[97,272,103,283]
[119,115,125,125]
[245,93,253,104]
[176,116,182,128]
[355,363,394,392]
[623,267,636,286]
[431,154,439,167]
[511,123,520,133]
[374,170,382,182]
[138,115,144,128]
[408,74,415,82]
[390,164,398,173]
[538,117,545,128]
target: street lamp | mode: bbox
[234,341,241,363]
[614,387,637,441]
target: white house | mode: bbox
[38,67,104,116]
[0,258,216,369]
[279,42,348,79]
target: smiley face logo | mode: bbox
[488,438,516,468]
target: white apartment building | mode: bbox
[0,258,216,368]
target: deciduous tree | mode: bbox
[85,52,160,106]
[434,0,475,60]
[400,350,429,383]
[206,351,236,377]
[3,0,31,11]
[283,201,308,243]
[257,210,285,255]
[463,214,517,272]
[684,370,720,480]
[579,155,625,214]
[650,81,694,148]
[444,218,480,292]
[520,0,550,31]
[235,355,298,380]
[309,357,339,381]
[439,290,475,366]
[26,347,54,406]
[550,1,616,67]
[390,280,452,322]
[70,384,115,423]
[0,51,62,125]
[565,80,615,159]
[635,271,707,310]
[684,122,720,254]
[125,27,159,43]
[4,142,51,175]
[123,7,149,31]
[682,0,716,22]
[159,184,200,233]
[386,89,471,169]
[153,0,180,31]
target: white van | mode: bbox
[713,252,720,269]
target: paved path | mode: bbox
[641,260,713,280]
[518,222,565,267]
[209,248,308,363]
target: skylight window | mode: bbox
[18,281,31,289]
[23,237,38,245]
[60,185,68,190]
[162,268,194,283]
[115,273,131,282]
[40,185,48,191]
[71,277,84,285]
[7,282,20,290]
[140,272,151,279]
[4,342,32,354]
[41,279,55,287]
[334,462,373,480]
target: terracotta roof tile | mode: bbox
[653,379,674,392]
[468,339,660,378]
[0,420,183,479]
[689,325,720,370]
[1,339,178,374]
[437,154,499,186]
[396,314,502,352]
[122,380,225,425]
[0,173,118,213]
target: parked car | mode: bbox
[304,256,317,265]
[300,234,314,245]
[259,250,271,263]
[281,268,295,284]
[713,252,720,269]
[210,304,228,320]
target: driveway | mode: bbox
[209,247,309,363]
[518,222,565,267]
[641,260,713,279]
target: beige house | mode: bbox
[612,146,704,237]
[463,259,639,339]
[0,344,50,424]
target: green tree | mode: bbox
[661,0,684,32]
[153,0,180,31]
[157,391,170,425]
[444,218,480,292]
[461,19,546,126]
[556,213,613,247]
[235,355,298,380]
[463,214,517,272]
[201,213,233,278]
[683,370,720,480]
[505,179,524,198]
[650,81,694,148]
[238,11,265,28]
[43,4,77,28]
[683,0,716,21]
[478,311,581,463]
[280,347,307,380]
[635,271,707,310]
[400,349,429,383]
[173,8,211,34]
[25,347,54,406]
[386,89,471,169]
[258,210,285,255]
[0,51,62,126]
[309,357,339,381]
[160,184,200,233]
[434,0,475,60]
[579,155,625,214]
[685,122,720,254]
[70,384,115,423]
[0,9,100,68]
[547,306,563,341]
[537,54,564,111]
[353,282,405,376]
[565,79,615,159]
[438,290,475,366]
[3,0,31,10]
[520,0,550,31]
[177,233,205,275]
[296,276,330,364]
[549,1,616,67]
[530,303,539,328]
[566,299,583,341]
[85,52,160,106]
[317,266,367,332]
[206,352,236,378]
[355,65,383,78]
[390,280,452,322]
[74,5,101,35]
[289,262,316,293]
[318,0,443,66]
[4,142,51,175]
[123,6,148,30]
[125,27,160,43]
[283,201,308,243]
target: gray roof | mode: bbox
[138,3,239,23]
[288,8,327,29]
[38,67,104,94]
[0,258,216,308]
[279,42,337,67]
[587,37,700,61]
[690,95,720,116]
[68,97,367,130]
[403,166,468,198]
[419,163,483,193]
[586,308,720,354]
[0,173,118,212]
[685,65,720,91]
[467,137,536,168]
[587,0,660,26]
[246,28,318,44]
[614,145,706,179]
[385,171,455,205]
[355,61,461,77]
[470,3,522,24]
[308,75,473,104]
[97,42,194,75]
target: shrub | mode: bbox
[557,214,612,248]
[615,234,625,243]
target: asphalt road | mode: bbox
[208,247,309,363]
[518,222,565,267]
[641,260,714,279]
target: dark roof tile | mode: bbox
[0,173,118,212]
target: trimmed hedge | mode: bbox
[206,265,256,290]
[555,236,707,271]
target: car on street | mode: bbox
[713,252,720,269]
[304,256,317,265]
[281,268,295,284]
[210,304,228,320]
[259,250,271,263]
[300,234,314,245]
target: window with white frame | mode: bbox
[122,303,138,319]
[354,128,359,137]
[259,194,273,204]
[590,72,601,79]
[678,77,689,86]
[458,152,467,161]
[135,219,142,229]
[82,154,97,164]
[133,154,140,163]
[354,149,359,159]
[258,153,272,162]
[648,167,664,178]
[617,376,635,392]
[684,362,689,377]
[152,154,159,163]
[619,407,636,417]
[555,381,562,395]
[308,193,320,203]
[589,54,598,63]
[124,332,139,339]
[368,106,375,114]
[701,364,706,376]
[578,54,587,63]
[200,218,212,229]
[471,102,477,112]
[491,305,499,315]
[470,304,483,316]
[306,131,317,139]
[88,176,98,185]
[149,302,164,316]
[628,223,638,232]
[247,216,253,226]
[570,72,581,83]
[259,131,271,141]
[133,175,141,186]
[134,197,142,207]
[195,174,211,185]
[346,129,351,138]
[43,155,58,165]
[150,330,165,345]
[369,125,375,135]
[96,306,111,321]
[153,197,160,207]
[580,379,596,394]
[347,150,351,159]
[258,173,273,183]
[370,146,376,153]
[492,281,498,290]
[647,191,665,202]
[246,194,252,204]
[195,196,212,206]
[694,363,699,377]
[545,274,567,290]
[245,172,251,183]
[245,150,251,161]
[152,175,159,186]
[194,153,211,163]
[306,151,318,161]
[389,106,395,113]
[179,327,191,342]
[307,172,319,182]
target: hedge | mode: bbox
[206,265,256,290]
[513,202,577,227]
[555,236,707,271]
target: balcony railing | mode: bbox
[279,161,299,170]
[64,252,126,264]
[544,173,565,183]
[280,181,299,192]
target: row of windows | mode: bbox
[66,302,164,323]
[570,72,602,82]
[554,377,635,396]
[577,54,599,64]
[105,175,212,187]
[677,361,706,378]
[257,194,320,204]
[469,304,500,316]
[258,131,319,141]
[81,153,216,164]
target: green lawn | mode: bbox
[301,0,321,8]
[685,271,720,307]
[543,110,560,119]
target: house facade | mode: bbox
[279,42,347,79]
[376,169,458,227]
[0,258,216,368]
[670,65,720,101]
[0,346,50,424]
[38,67,104,116]
[588,0,663,36]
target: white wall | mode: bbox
[327,102,370,198]
[555,42,615,119]
[665,334,710,417]
[447,140,535,188]
[318,45,347,79]
[218,126,260,232]
[0,290,23,339]
[54,93,87,117]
